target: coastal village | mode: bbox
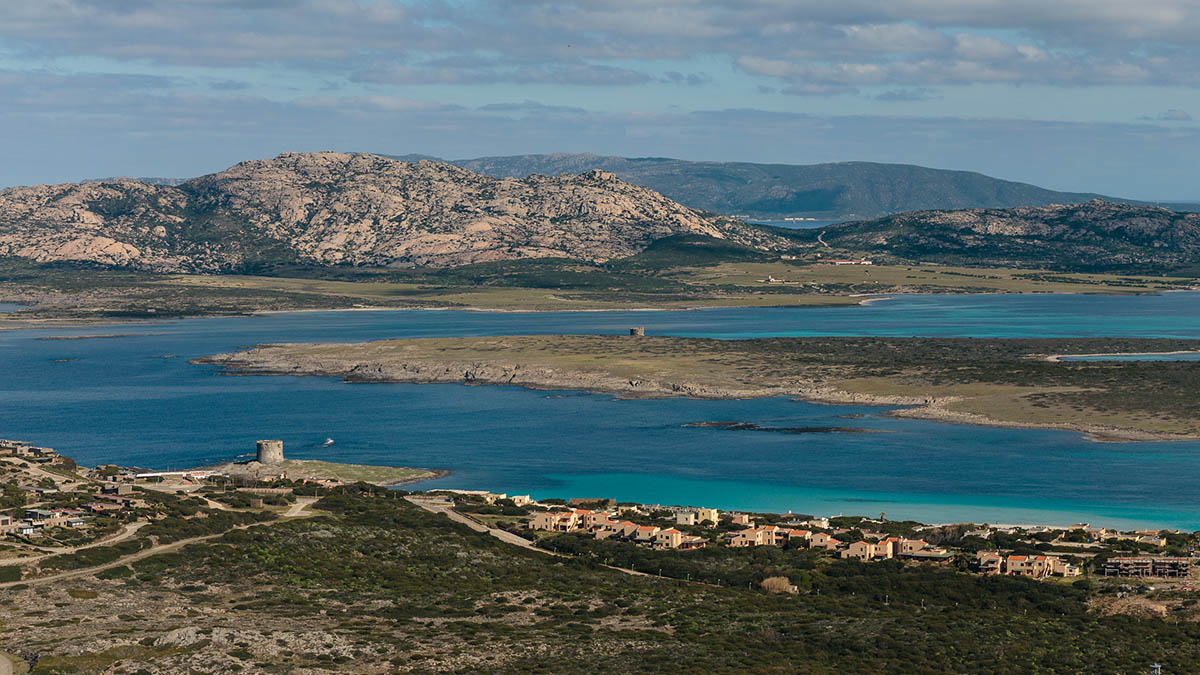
[3,438,1200,671]
[2,438,1196,589]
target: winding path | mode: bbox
[404,496,712,584]
[0,498,318,589]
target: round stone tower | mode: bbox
[256,439,284,464]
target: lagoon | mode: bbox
[3,292,1200,529]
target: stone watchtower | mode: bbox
[256,439,284,464]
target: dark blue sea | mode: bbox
[4,292,1200,529]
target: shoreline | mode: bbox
[192,459,449,487]
[0,295,879,328]
[194,350,1200,444]
[8,279,1200,327]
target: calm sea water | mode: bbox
[748,219,843,230]
[4,292,1200,529]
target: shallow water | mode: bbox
[4,292,1200,529]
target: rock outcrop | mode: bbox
[813,199,1200,271]
[0,152,780,271]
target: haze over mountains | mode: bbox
[790,200,1200,273]
[389,153,1192,219]
[0,152,776,272]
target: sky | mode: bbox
[0,0,1197,200]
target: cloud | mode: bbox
[660,71,712,86]
[1140,109,1193,121]
[1,1,1199,90]
[875,87,941,102]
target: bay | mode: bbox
[4,292,1200,529]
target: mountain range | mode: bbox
[0,152,776,272]
[388,153,1193,219]
[790,199,1200,273]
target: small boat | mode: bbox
[320,437,335,447]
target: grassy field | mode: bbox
[249,459,438,485]
[211,335,1200,440]
[3,254,1194,322]
[670,262,1197,295]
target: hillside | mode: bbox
[402,152,1145,219]
[802,199,1200,272]
[0,152,777,272]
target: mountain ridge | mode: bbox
[384,152,1193,218]
[0,152,779,272]
[798,199,1200,273]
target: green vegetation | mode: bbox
[6,231,1193,322]
[56,492,1200,672]
[139,510,275,544]
[31,645,184,675]
[779,201,1200,274]
[40,539,147,571]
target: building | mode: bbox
[1005,555,1054,578]
[842,540,891,561]
[653,528,705,551]
[256,439,284,464]
[529,510,582,532]
[633,526,661,544]
[510,495,533,507]
[974,552,1004,575]
[24,508,58,524]
[809,532,840,550]
[1102,557,1192,578]
[695,508,719,525]
[729,526,810,548]
[595,521,640,541]
[729,514,754,527]
[101,483,135,496]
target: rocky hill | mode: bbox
[398,152,1174,219]
[0,152,777,272]
[806,199,1200,272]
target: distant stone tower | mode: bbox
[629,326,645,337]
[256,439,284,464]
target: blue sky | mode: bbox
[0,0,1197,200]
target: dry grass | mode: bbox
[231,335,1200,439]
[670,262,1194,294]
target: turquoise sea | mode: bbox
[3,292,1200,529]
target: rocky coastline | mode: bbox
[193,346,1196,444]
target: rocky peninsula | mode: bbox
[195,334,1200,443]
